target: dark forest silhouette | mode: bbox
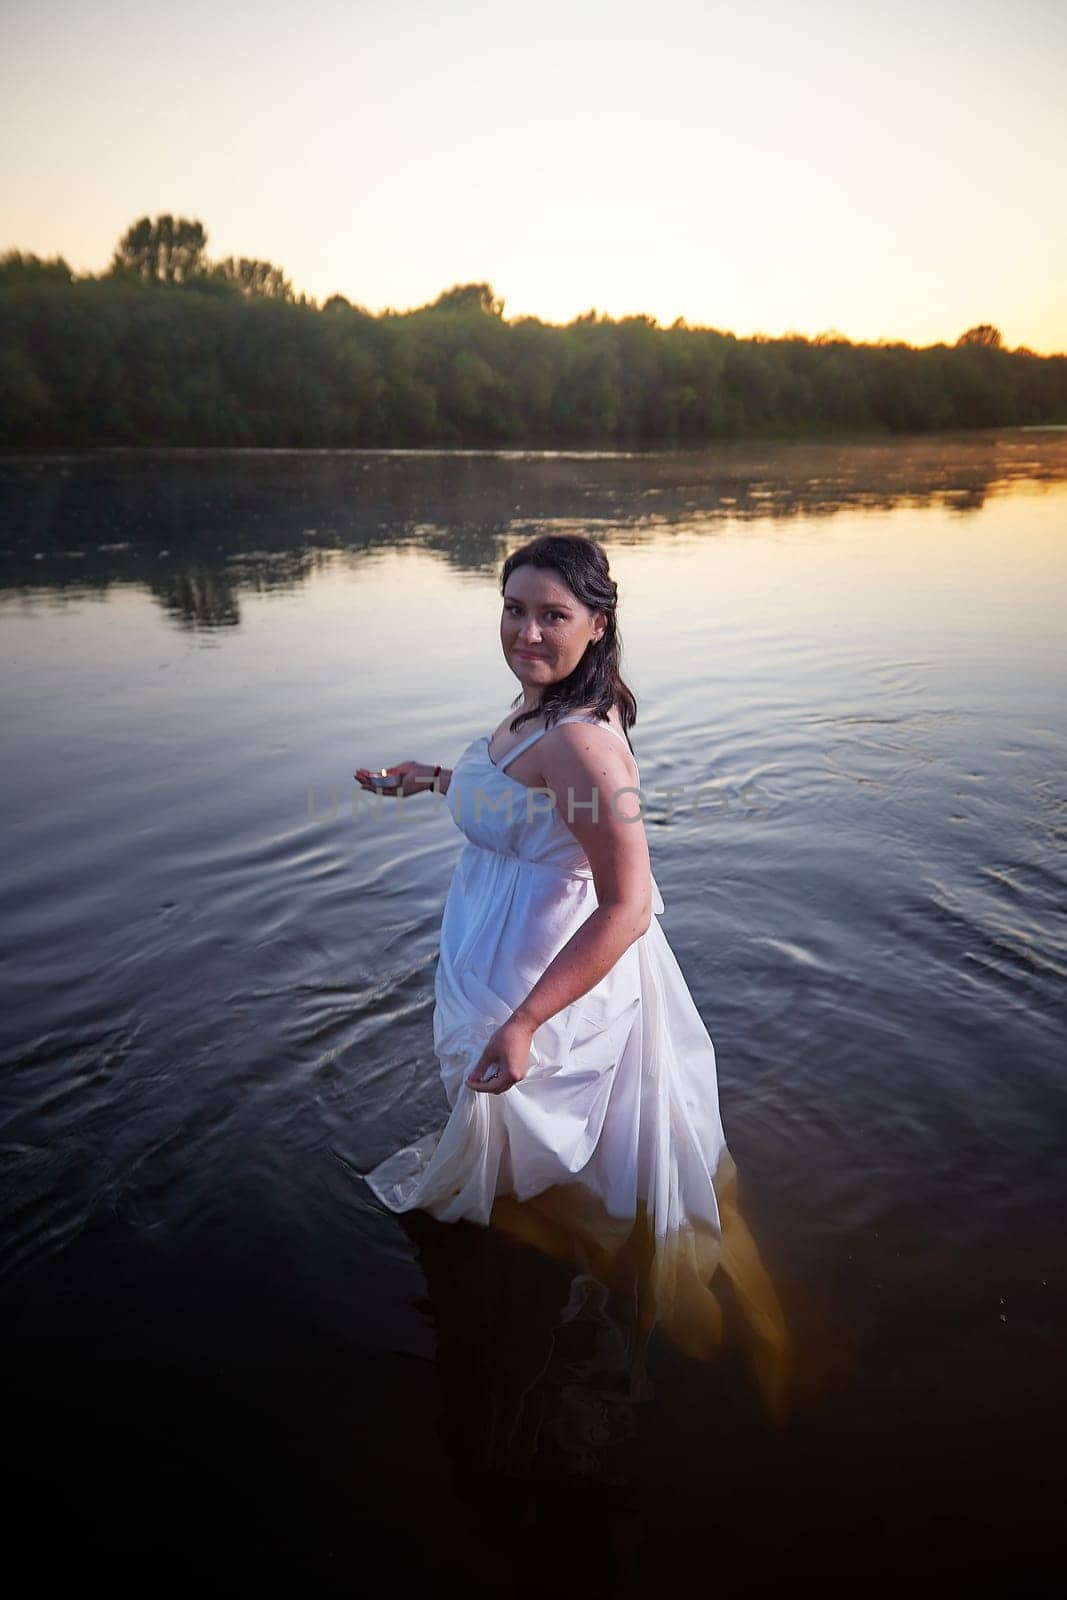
[2,215,1064,448]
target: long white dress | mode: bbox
[363,715,791,1415]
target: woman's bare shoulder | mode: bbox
[545,706,637,786]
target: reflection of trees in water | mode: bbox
[0,436,1065,607]
[159,566,242,628]
[154,552,322,627]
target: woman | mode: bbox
[355,535,790,1418]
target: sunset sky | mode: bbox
[2,0,1064,352]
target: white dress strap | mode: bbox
[553,714,632,749]
[492,713,631,773]
[490,726,549,772]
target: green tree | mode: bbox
[110,215,208,284]
[425,282,504,317]
[210,257,295,301]
[4,236,1066,445]
[956,324,1003,349]
[0,250,75,286]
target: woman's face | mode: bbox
[500,566,606,696]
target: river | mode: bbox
[1,432,1064,1591]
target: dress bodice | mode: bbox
[447,715,663,912]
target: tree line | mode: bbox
[1,214,1064,448]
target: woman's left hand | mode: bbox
[466,1016,535,1095]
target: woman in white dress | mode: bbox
[355,535,791,1421]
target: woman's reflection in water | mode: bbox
[390,1166,792,1590]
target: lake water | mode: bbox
[1,433,1065,1591]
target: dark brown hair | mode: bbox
[500,534,638,748]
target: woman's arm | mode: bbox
[514,726,651,1028]
[511,898,648,1031]
[394,763,453,795]
[466,727,651,1094]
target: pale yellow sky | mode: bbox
[2,0,1064,351]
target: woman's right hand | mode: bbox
[353,761,437,799]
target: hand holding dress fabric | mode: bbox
[466,1016,535,1094]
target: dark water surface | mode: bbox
[2,435,1065,1592]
